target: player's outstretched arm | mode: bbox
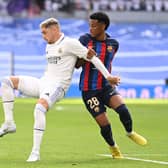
[89,55,120,86]
[75,48,96,69]
[72,42,120,85]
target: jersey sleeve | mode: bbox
[111,39,119,53]
[90,56,111,78]
[79,34,90,47]
[68,38,88,59]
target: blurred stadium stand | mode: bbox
[0,0,168,98]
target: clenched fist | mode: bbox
[107,75,121,86]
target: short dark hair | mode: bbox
[90,12,110,30]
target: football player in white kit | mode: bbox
[0,18,120,162]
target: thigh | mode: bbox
[18,76,40,97]
[109,94,125,109]
[82,90,106,118]
[39,82,65,107]
[102,85,121,108]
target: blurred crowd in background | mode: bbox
[0,0,168,17]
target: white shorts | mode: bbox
[18,76,65,107]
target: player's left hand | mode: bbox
[107,75,121,86]
[75,58,86,68]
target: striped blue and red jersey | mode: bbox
[79,33,119,91]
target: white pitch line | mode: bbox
[125,156,168,165]
[124,153,168,157]
[98,154,168,165]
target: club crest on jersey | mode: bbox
[107,46,113,52]
[94,107,100,113]
[58,48,62,53]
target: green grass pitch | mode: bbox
[0,98,168,168]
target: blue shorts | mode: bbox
[82,85,119,117]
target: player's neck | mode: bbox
[52,32,63,44]
[95,32,106,41]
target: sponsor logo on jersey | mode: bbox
[58,48,62,53]
[48,56,61,64]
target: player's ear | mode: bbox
[102,23,106,31]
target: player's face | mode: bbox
[41,26,58,44]
[89,19,105,39]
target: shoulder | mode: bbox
[79,33,91,41]
[79,33,91,46]
[64,36,77,43]
[63,36,81,46]
[63,36,87,52]
[107,37,119,51]
[107,34,119,45]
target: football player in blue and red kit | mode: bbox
[76,12,147,158]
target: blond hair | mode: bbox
[40,18,60,29]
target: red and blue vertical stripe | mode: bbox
[79,33,118,91]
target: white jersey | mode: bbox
[43,33,88,92]
[17,33,110,107]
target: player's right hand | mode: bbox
[87,48,96,59]
[107,75,121,86]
